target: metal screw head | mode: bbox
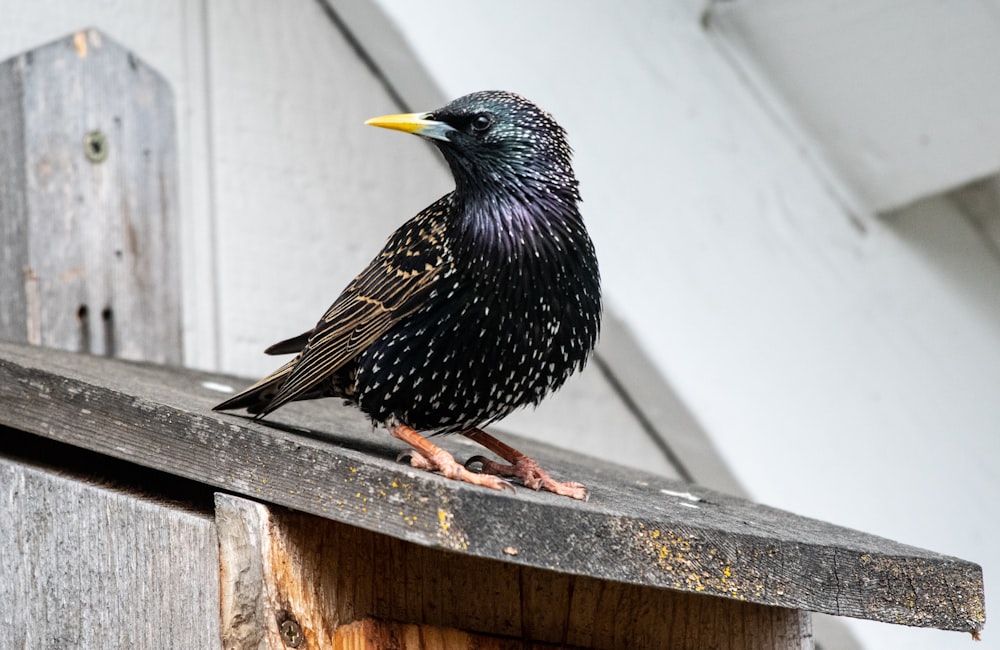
[84,130,108,163]
[279,618,303,648]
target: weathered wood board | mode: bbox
[0,453,220,648]
[0,341,985,636]
[0,29,181,363]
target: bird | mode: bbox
[213,91,601,500]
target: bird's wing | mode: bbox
[211,356,298,413]
[257,212,449,416]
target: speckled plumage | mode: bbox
[214,91,601,497]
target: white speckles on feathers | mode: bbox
[227,91,601,435]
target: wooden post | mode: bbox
[0,29,181,363]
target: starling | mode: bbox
[214,91,601,500]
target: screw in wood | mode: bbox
[279,618,303,648]
[83,130,108,163]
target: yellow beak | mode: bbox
[364,112,455,142]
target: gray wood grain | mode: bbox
[0,29,180,363]
[0,341,985,635]
[0,454,220,649]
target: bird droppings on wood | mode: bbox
[632,522,758,600]
[857,553,987,630]
[436,508,470,551]
[201,380,234,393]
[660,488,702,503]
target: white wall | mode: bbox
[371,1,999,648]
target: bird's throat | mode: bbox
[452,187,581,264]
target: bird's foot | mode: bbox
[466,454,588,500]
[391,425,513,493]
[461,427,588,500]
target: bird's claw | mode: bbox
[465,453,588,501]
[464,455,507,474]
[397,448,514,493]
[396,450,435,470]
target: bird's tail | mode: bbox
[212,358,297,415]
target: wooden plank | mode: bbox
[215,493,810,649]
[0,341,985,636]
[0,454,220,649]
[216,495,290,650]
[0,4,223,370]
[0,54,30,344]
[0,29,181,363]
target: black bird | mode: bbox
[214,91,601,499]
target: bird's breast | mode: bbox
[353,195,600,432]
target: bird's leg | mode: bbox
[462,428,588,500]
[390,424,513,493]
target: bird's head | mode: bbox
[366,91,579,203]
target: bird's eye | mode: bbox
[469,113,494,135]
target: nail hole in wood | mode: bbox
[77,304,90,354]
[101,306,115,357]
[84,131,108,163]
